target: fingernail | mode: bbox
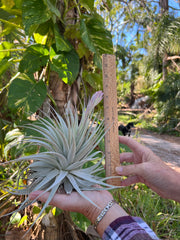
[116,167,123,174]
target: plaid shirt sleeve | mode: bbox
[102,216,159,240]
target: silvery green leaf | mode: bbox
[71,170,118,189]
[65,154,101,171]
[66,174,99,208]
[67,135,76,164]
[33,169,60,191]
[63,178,73,194]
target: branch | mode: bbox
[170,59,180,71]
[167,56,180,60]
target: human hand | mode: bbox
[29,188,128,236]
[116,136,180,202]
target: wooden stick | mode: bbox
[102,54,120,186]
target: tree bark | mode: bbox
[159,0,169,14]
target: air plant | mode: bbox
[1,91,120,231]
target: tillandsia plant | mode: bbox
[1,91,120,230]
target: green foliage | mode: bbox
[113,185,180,239]
[79,0,94,11]
[50,48,80,85]
[22,0,52,35]
[82,71,102,90]
[152,72,180,130]
[80,14,113,68]
[19,44,49,75]
[8,74,47,113]
[0,0,114,124]
[152,14,180,55]
[54,24,72,52]
[0,119,13,159]
[0,41,14,60]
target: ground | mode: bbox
[133,129,180,173]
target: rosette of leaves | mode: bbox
[1,91,120,230]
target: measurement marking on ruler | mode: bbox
[102,54,120,186]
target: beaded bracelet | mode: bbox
[94,200,116,229]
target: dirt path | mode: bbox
[133,130,180,172]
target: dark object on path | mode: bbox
[118,122,135,137]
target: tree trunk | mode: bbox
[129,82,135,106]
[159,0,169,14]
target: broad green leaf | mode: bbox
[50,48,79,85]
[54,24,72,52]
[33,21,52,45]
[43,0,61,19]
[19,44,49,75]
[76,42,89,59]
[22,0,52,34]
[83,71,102,89]
[93,53,102,69]
[8,74,47,113]
[0,58,13,76]
[80,19,96,53]
[0,42,14,60]
[80,14,113,67]
[79,0,94,11]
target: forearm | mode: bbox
[95,202,128,237]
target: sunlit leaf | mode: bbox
[18,215,28,227]
[0,42,14,60]
[50,48,79,84]
[33,21,52,45]
[80,14,113,59]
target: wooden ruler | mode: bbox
[102,54,120,186]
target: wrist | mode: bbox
[96,202,128,236]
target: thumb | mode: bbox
[116,164,141,176]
